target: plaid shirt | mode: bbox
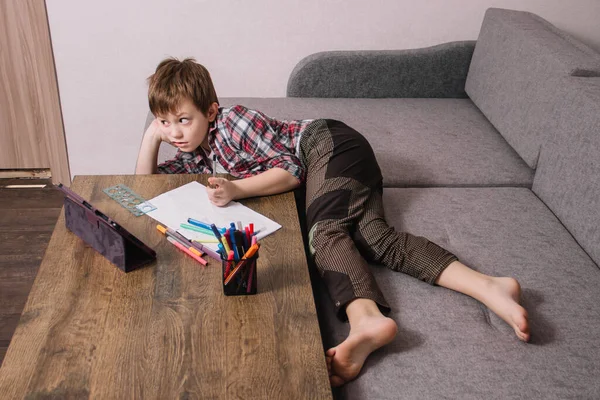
[158,105,313,183]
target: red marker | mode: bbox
[224,250,234,278]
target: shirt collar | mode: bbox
[177,147,204,161]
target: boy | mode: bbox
[136,57,530,387]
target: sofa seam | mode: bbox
[529,190,599,270]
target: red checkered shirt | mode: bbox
[157,105,313,183]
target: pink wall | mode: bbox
[46,0,600,176]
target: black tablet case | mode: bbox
[60,187,156,272]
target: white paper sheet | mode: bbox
[144,181,281,253]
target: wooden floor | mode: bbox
[0,180,63,367]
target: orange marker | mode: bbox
[157,224,205,256]
[167,236,207,266]
[224,243,260,285]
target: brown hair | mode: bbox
[147,57,219,116]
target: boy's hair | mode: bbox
[147,57,219,117]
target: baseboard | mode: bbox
[0,168,52,180]
[0,170,53,188]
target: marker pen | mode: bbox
[167,236,207,266]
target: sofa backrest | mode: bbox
[287,41,476,98]
[465,8,600,169]
[531,77,600,266]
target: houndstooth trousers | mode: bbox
[299,119,458,319]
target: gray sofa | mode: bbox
[148,8,600,399]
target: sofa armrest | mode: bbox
[286,41,476,98]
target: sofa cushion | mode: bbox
[532,77,600,266]
[312,187,600,399]
[465,8,600,169]
[214,97,533,188]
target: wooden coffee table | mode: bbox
[0,175,332,399]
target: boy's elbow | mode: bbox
[273,168,298,183]
[269,167,301,191]
[287,173,301,189]
[289,180,301,191]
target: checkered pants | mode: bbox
[299,120,458,319]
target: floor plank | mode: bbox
[0,184,63,367]
[0,186,63,209]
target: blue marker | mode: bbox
[188,218,213,231]
[210,223,222,241]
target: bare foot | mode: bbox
[326,314,397,387]
[481,277,530,342]
[436,262,531,342]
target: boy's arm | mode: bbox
[135,119,163,174]
[207,168,300,206]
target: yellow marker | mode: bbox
[193,239,220,244]
[220,237,231,253]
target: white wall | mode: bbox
[46,0,600,177]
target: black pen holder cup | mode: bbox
[222,253,258,296]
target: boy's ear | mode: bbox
[208,102,219,122]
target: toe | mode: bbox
[514,319,530,342]
[514,311,529,333]
[518,329,531,342]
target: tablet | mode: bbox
[56,183,156,272]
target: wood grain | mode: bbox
[0,175,332,399]
[0,185,63,368]
[0,0,70,185]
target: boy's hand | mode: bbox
[145,118,171,144]
[206,177,238,206]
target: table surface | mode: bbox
[0,175,332,399]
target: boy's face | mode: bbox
[156,98,218,153]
